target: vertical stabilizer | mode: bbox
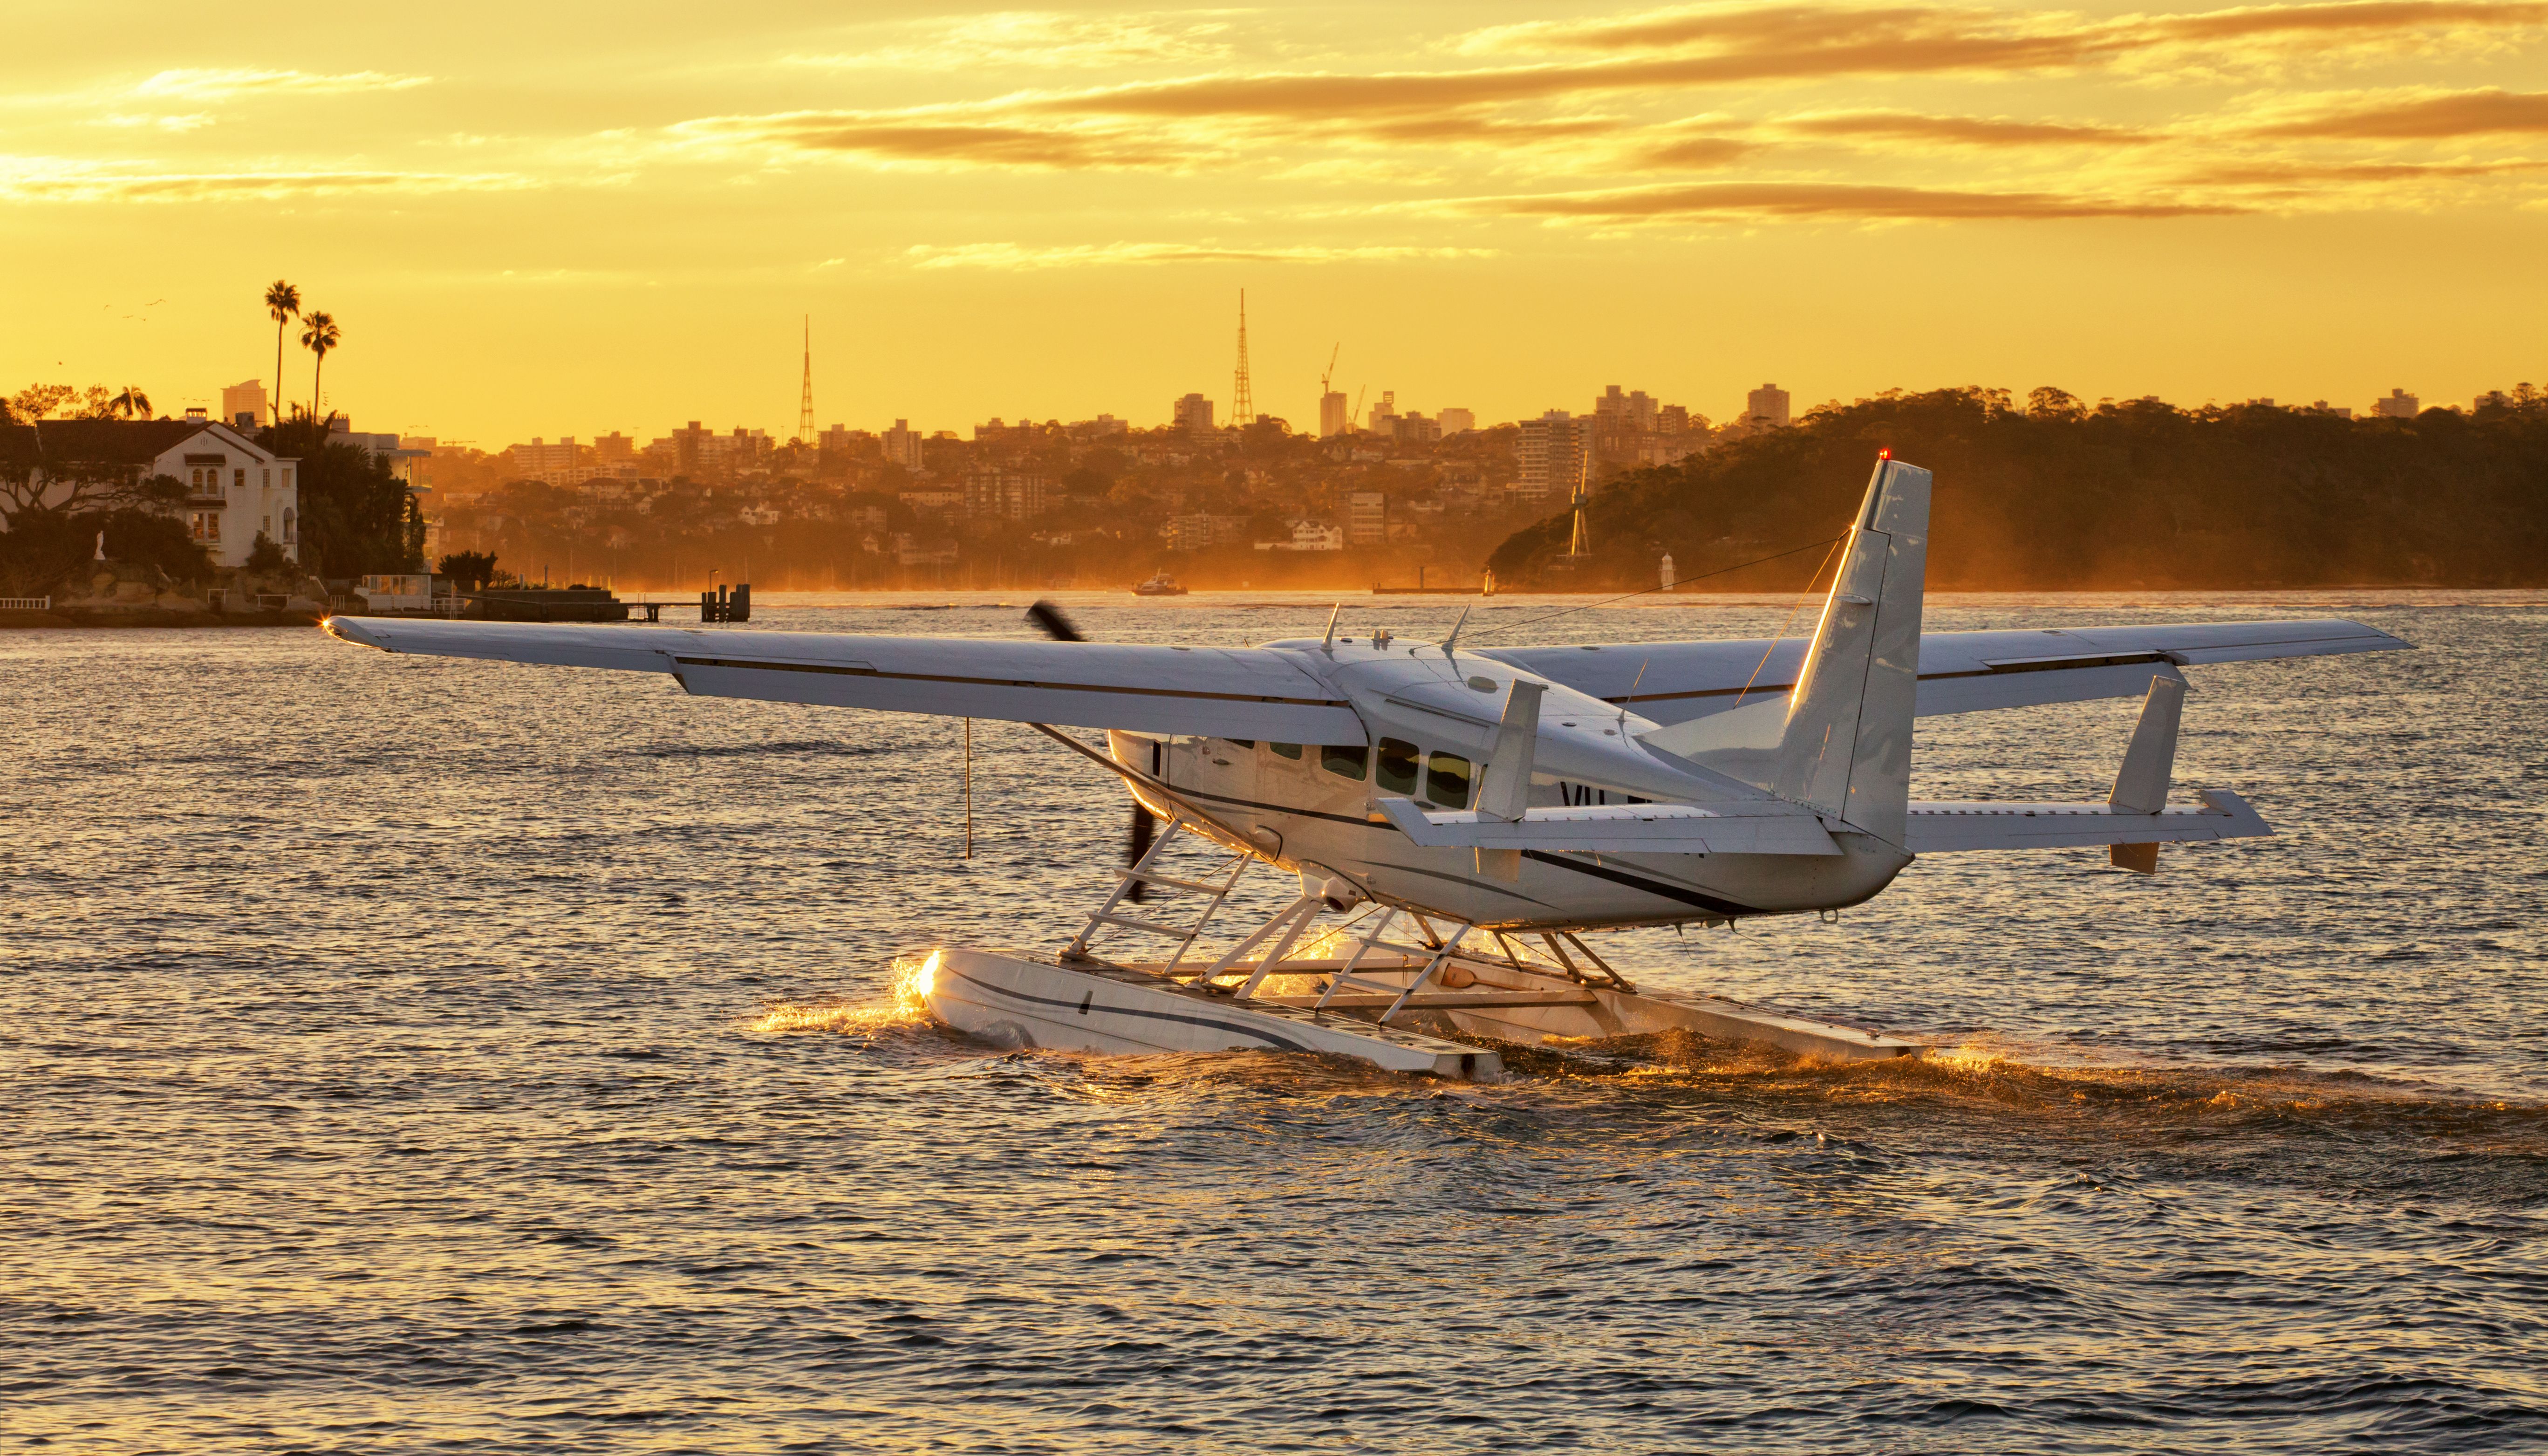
[1773,457,1931,847]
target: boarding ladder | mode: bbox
[1062,813,1254,978]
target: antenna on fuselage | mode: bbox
[1321,602,1342,654]
[1440,605,1471,662]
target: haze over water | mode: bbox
[4,592,2542,1452]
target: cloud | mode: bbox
[0,159,528,203]
[904,241,1504,269]
[674,112,1184,169]
[1630,132,1762,167]
[785,12,1234,71]
[2182,156,2548,182]
[1458,180,2242,219]
[1780,109,2154,145]
[1461,0,2548,59]
[2249,86,2548,136]
[130,68,431,101]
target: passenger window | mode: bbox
[1375,738,1418,794]
[1269,742,1302,760]
[1224,739,1255,749]
[1321,744,1368,779]
[1427,752,1473,808]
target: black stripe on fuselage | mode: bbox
[941,963,1313,1053]
[673,656,1349,710]
[1162,781,1767,917]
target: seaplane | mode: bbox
[326,458,2407,1080]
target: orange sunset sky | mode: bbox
[7,1,2545,445]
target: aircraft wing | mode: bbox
[321,617,1366,741]
[1472,618,2407,726]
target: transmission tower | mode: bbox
[1230,290,1254,428]
[1566,431,1593,557]
[796,315,815,446]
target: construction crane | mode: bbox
[1320,342,1339,398]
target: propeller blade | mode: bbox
[1125,801,1154,902]
[1026,600,1084,642]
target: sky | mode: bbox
[5,0,2546,446]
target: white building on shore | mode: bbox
[3,417,299,570]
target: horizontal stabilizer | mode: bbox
[1375,798,1841,855]
[1904,788,2268,854]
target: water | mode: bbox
[3,592,2543,1453]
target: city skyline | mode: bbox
[7,3,2546,443]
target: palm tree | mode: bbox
[301,310,340,425]
[264,280,300,420]
[109,386,151,419]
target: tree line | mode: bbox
[1489,387,2548,591]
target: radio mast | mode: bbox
[796,315,815,446]
[1230,291,1254,428]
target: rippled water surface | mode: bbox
[4,592,2544,1454]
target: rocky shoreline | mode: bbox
[1,558,329,629]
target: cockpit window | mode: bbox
[1321,744,1368,779]
[1426,752,1473,808]
[1375,738,1419,794]
[1269,742,1302,760]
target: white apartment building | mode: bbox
[1346,491,1387,547]
[1174,393,1216,434]
[1746,383,1792,429]
[1437,407,1475,434]
[2373,389,2420,419]
[882,419,925,470]
[1517,410,1594,502]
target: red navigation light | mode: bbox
[1879,448,1892,459]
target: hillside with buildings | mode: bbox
[413,383,1721,591]
[1489,385,2548,592]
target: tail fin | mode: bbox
[1773,457,1931,847]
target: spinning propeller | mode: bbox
[1027,601,1156,901]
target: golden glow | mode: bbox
[7,3,2545,439]
[903,949,942,1004]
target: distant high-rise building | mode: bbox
[1174,393,1216,434]
[1319,391,1350,437]
[1656,403,1691,434]
[1437,407,1475,434]
[1747,383,1791,429]
[1346,491,1387,547]
[221,379,269,430]
[2373,388,2420,418]
[964,468,1050,521]
[1594,385,1658,434]
[1396,413,1440,444]
[1518,410,1593,502]
[1366,390,1398,435]
[671,420,714,474]
[882,418,924,470]
[594,432,634,463]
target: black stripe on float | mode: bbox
[941,964,1312,1053]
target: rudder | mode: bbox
[1772,457,1931,847]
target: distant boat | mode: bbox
[1133,572,1188,597]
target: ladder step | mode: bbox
[1093,913,1201,938]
